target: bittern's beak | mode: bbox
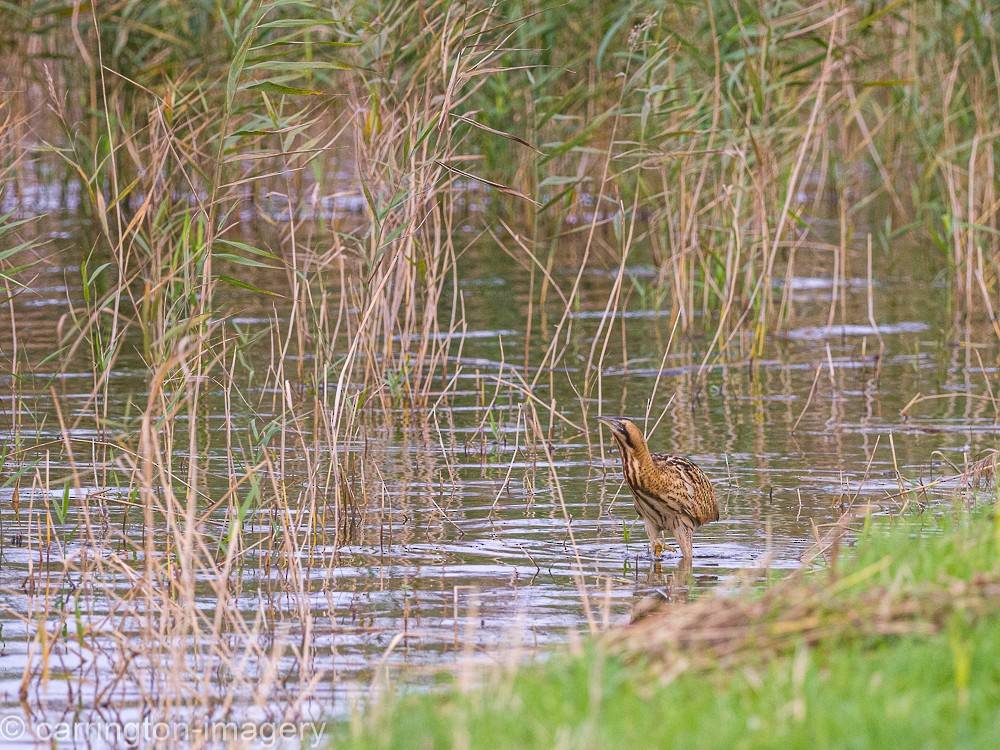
[597,416,624,431]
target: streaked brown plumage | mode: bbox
[598,417,718,558]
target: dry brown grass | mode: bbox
[611,563,1000,678]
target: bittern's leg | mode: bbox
[645,519,675,557]
[672,522,694,559]
[644,518,662,556]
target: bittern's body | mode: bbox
[598,417,718,558]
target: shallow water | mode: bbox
[0,206,997,744]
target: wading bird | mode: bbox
[598,417,718,558]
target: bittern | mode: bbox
[598,417,718,558]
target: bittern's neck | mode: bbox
[616,434,651,464]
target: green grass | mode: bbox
[342,503,1000,749]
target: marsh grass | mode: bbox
[0,0,998,734]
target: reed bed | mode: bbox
[0,0,998,738]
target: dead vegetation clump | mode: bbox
[609,554,1000,680]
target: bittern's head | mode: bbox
[597,417,647,454]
